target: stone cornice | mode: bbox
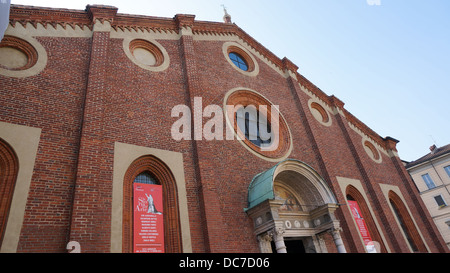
[7,4,399,154]
[297,72,397,153]
[9,4,92,30]
[113,13,178,34]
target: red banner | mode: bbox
[348,200,375,252]
[133,183,164,253]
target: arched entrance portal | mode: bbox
[245,159,346,253]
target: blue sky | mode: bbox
[11,0,450,161]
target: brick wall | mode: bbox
[0,4,447,253]
[1,36,91,252]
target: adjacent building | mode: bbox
[406,144,450,250]
[0,4,448,253]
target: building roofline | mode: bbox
[405,144,450,170]
[7,4,399,154]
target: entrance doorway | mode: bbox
[271,237,317,253]
[246,159,346,253]
[284,238,306,253]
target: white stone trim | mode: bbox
[0,31,47,78]
[0,122,41,253]
[336,176,391,253]
[379,183,430,253]
[307,98,332,127]
[110,142,192,253]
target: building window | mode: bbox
[229,52,248,71]
[123,155,182,253]
[444,166,450,178]
[434,195,447,208]
[345,185,387,253]
[134,172,158,185]
[422,174,436,189]
[224,88,292,160]
[223,42,258,76]
[236,106,272,148]
[388,191,428,252]
[389,198,418,252]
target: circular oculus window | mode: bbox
[223,42,259,77]
[228,52,249,71]
[363,140,382,163]
[0,35,47,78]
[308,100,332,127]
[0,36,38,71]
[129,39,164,67]
[123,37,169,72]
[224,88,292,161]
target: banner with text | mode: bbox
[348,200,376,253]
[133,183,164,253]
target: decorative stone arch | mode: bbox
[122,155,182,253]
[0,121,41,253]
[0,138,19,248]
[388,190,428,253]
[345,185,388,253]
[245,159,346,253]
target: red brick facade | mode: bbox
[0,4,447,253]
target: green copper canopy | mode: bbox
[245,159,337,211]
[246,163,279,211]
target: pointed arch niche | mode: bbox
[379,184,429,253]
[0,139,18,248]
[388,190,428,252]
[122,155,181,253]
[345,185,388,253]
[336,177,391,253]
[0,121,41,253]
[111,142,192,253]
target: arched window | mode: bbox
[0,138,18,247]
[134,172,158,185]
[236,106,272,148]
[388,191,427,252]
[346,185,387,253]
[123,155,182,253]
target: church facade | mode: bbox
[0,4,447,253]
